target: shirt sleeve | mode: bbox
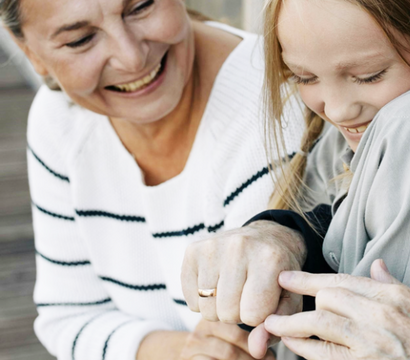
[28,90,171,360]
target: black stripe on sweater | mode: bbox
[152,223,205,238]
[102,320,134,360]
[72,311,113,360]
[152,220,225,239]
[75,210,146,223]
[33,203,75,221]
[28,144,70,182]
[208,220,224,233]
[223,166,269,207]
[37,298,112,307]
[36,250,91,266]
[173,299,188,306]
[99,276,167,291]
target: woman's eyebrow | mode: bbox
[50,21,90,40]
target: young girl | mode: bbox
[181,0,410,358]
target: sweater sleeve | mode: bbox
[28,88,171,360]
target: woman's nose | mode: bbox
[108,31,148,73]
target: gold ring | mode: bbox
[198,288,217,298]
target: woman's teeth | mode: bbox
[112,63,162,92]
[344,123,370,134]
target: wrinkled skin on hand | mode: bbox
[250,259,410,360]
[180,319,276,360]
[181,220,306,327]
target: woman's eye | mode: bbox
[289,74,318,85]
[128,0,154,16]
[355,69,387,85]
[66,34,95,49]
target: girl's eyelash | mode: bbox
[66,34,95,49]
[354,69,387,84]
[129,0,154,16]
[290,74,318,85]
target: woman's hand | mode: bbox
[250,259,410,360]
[181,221,306,327]
[181,319,276,360]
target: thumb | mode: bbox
[370,259,401,285]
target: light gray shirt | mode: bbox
[304,91,410,284]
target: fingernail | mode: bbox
[379,259,390,273]
[279,271,294,285]
[264,314,280,329]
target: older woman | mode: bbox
[0,0,305,359]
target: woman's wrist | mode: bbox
[136,330,190,360]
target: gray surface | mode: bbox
[0,46,56,360]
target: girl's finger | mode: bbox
[248,323,279,359]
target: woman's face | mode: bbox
[278,0,410,152]
[20,0,194,124]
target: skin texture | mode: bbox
[278,0,410,152]
[136,320,277,360]
[249,260,410,360]
[16,0,240,185]
[181,221,306,327]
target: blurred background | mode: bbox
[0,1,264,359]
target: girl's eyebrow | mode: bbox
[50,21,90,40]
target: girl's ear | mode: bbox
[6,29,49,76]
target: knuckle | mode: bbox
[240,312,264,327]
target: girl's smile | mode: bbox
[278,0,410,152]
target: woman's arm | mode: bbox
[250,259,410,360]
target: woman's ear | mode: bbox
[6,29,49,76]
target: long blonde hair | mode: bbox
[265,0,410,212]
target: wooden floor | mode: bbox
[0,47,56,360]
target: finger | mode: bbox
[370,259,402,285]
[315,286,374,320]
[264,311,354,347]
[209,321,250,354]
[275,290,303,316]
[206,336,254,360]
[278,270,385,299]
[281,337,351,360]
[181,244,200,312]
[240,265,281,326]
[192,356,216,360]
[216,265,246,324]
[248,323,276,359]
[197,263,220,322]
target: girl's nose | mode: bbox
[323,91,362,125]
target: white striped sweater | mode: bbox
[28,23,305,360]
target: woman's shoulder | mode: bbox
[27,85,101,166]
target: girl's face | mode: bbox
[278,0,410,152]
[19,0,194,124]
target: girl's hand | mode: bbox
[181,221,306,327]
[180,319,276,360]
[250,259,410,360]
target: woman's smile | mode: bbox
[105,51,167,94]
[20,0,194,124]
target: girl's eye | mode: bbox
[128,0,154,16]
[66,34,95,49]
[289,74,318,85]
[355,69,387,85]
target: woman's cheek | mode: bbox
[149,3,189,44]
